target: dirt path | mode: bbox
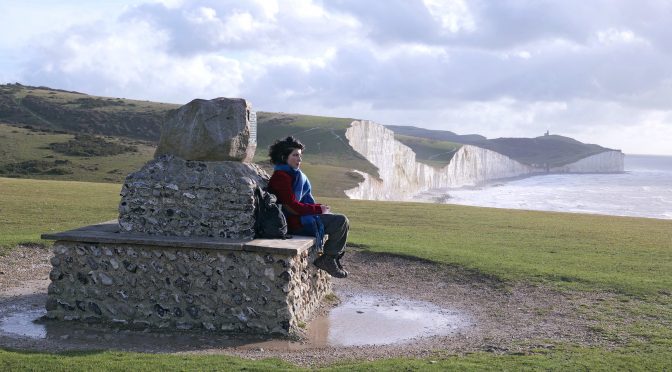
[0,245,627,366]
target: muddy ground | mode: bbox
[0,244,632,367]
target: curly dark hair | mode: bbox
[268,136,305,165]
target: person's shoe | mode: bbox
[336,252,348,276]
[314,255,347,278]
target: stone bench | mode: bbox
[41,221,330,336]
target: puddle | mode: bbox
[0,308,47,339]
[0,292,470,350]
[306,292,469,346]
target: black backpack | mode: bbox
[254,186,291,239]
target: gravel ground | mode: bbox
[0,244,52,295]
[0,245,630,367]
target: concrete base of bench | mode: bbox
[41,221,331,336]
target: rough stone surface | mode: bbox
[46,241,330,335]
[155,97,257,162]
[118,155,269,240]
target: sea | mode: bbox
[413,154,672,220]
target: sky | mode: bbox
[1,0,671,155]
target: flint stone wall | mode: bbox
[118,155,268,240]
[43,226,330,335]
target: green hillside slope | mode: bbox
[0,83,174,140]
[0,83,620,192]
[388,124,617,168]
[394,134,462,167]
[387,124,486,143]
[0,123,155,183]
[254,112,378,176]
[0,84,377,197]
[478,135,611,167]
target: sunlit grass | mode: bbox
[1,345,671,371]
[0,178,671,369]
[0,350,294,371]
[0,177,119,250]
[324,197,672,296]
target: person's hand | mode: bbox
[321,205,332,214]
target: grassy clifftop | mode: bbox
[388,124,617,168]
[477,135,611,167]
[0,83,619,191]
[393,134,463,168]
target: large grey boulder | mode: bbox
[155,98,257,162]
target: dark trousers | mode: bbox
[296,213,349,256]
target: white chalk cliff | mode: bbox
[549,151,624,173]
[344,120,625,201]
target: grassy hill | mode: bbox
[0,123,155,183]
[0,84,370,175]
[0,84,378,197]
[387,124,487,143]
[253,112,378,177]
[0,83,174,141]
[393,134,463,167]
[0,83,620,193]
[388,124,616,168]
[475,135,611,167]
[0,121,366,197]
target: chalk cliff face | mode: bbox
[549,151,624,173]
[344,120,437,200]
[442,145,535,187]
[344,120,625,201]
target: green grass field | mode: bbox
[1,346,670,371]
[327,198,672,296]
[0,178,120,251]
[394,134,462,167]
[0,123,155,184]
[1,177,671,369]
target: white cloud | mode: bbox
[516,51,531,59]
[2,0,672,154]
[21,16,244,103]
[423,0,475,33]
[597,28,635,44]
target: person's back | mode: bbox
[267,136,349,278]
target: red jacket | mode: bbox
[267,170,322,232]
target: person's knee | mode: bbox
[336,214,349,229]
